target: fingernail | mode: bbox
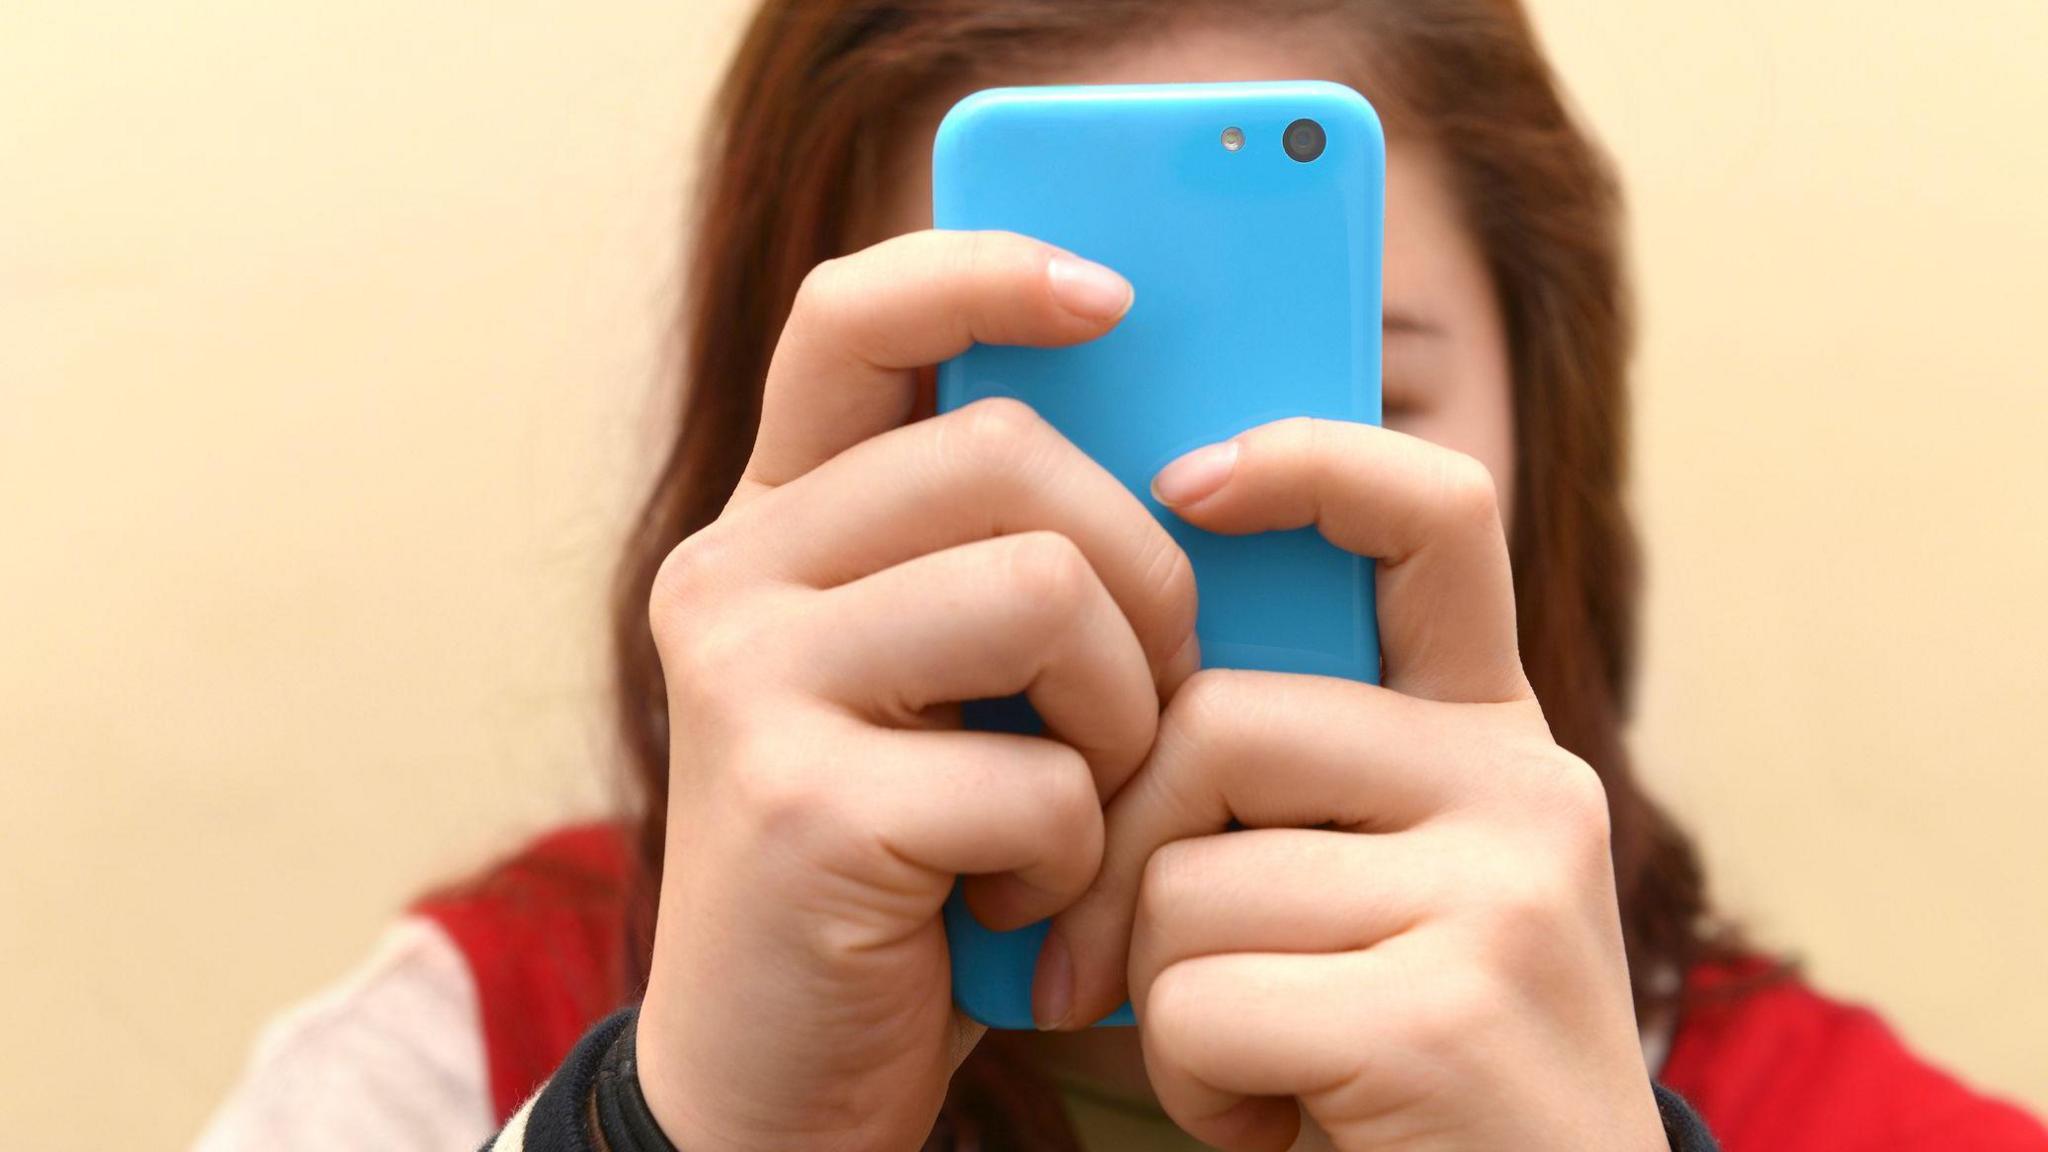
[1032,930,1074,1031]
[1047,254,1134,321]
[1152,440,1239,507]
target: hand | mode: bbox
[1049,418,1668,1152]
[631,230,1200,1152]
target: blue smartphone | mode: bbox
[933,81,1385,1029]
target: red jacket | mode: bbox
[416,823,2047,1150]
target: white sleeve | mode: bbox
[192,916,497,1152]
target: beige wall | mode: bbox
[3,1,2043,1144]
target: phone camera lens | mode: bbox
[1283,118,1326,163]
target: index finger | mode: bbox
[734,229,1134,502]
[1152,417,1530,704]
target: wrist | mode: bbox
[589,1010,681,1152]
[1650,1083,1720,1152]
[630,1005,749,1152]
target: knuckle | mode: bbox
[936,232,1053,347]
[1135,533,1200,662]
[958,229,1019,283]
[1271,414,1319,453]
[942,396,1059,489]
[668,612,773,703]
[1554,752,1614,844]
[1410,968,1502,1058]
[1472,758,1607,972]
[1140,960,1205,1051]
[728,737,844,843]
[1432,450,1504,533]
[1484,863,1569,959]
[1261,415,1323,474]
[788,256,852,330]
[960,230,1043,290]
[782,253,847,315]
[1039,744,1104,842]
[794,253,905,366]
[650,532,715,605]
[1146,671,1250,815]
[648,532,787,701]
[1135,840,1198,931]
[962,394,1050,451]
[1163,668,1246,744]
[648,530,737,646]
[1000,531,1094,617]
[1533,747,1615,872]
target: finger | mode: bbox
[857,727,1104,931]
[1124,830,1438,1015]
[1152,417,1528,704]
[945,1012,988,1078]
[1148,947,1556,1151]
[737,397,1202,691]
[806,531,1157,799]
[736,230,1133,501]
[1140,952,1375,1151]
[1056,670,1509,1024]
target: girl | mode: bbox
[197,2,2048,1150]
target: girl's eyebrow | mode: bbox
[1384,307,1445,337]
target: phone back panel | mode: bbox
[933,81,1385,1029]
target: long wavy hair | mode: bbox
[610,2,1732,1145]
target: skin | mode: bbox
[635,21,1664,1152]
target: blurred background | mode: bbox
[4,0,2045,1143]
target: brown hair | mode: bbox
[611,1,1730,1145]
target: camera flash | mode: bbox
[1221,126,1244,152]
